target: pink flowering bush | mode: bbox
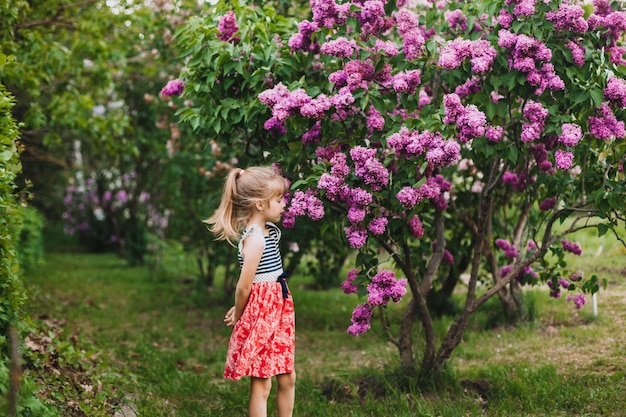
[175,0,625,379]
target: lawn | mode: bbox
[20,229,626,417]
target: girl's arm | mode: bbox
[225,233,265,326]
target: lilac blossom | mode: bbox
[589,103,626,140]
[495,238,519,259]
[373,39,399,57]
[366,106,385,131]
[446,9,467,32]
[558,123,583,147]
[454,77,481,97]
[217,11,239,42]
[408,215,424,238]
[345,225,368,248]
[350,146,389,191]
[546,4,589,33]
[160,79,185,96]
[358,0,388,38]
[391,70,421,94]
[347,303,373,336]
[367,270,408,307]
[555,150,574,170]
[300,94,332,119]
[302,121,322,145]
[604,78,626,108]
[341,269,359,294]
[320,37,359,58]
[311,0,349,28]
[486,125,504,142]
[566,293,587,309]
[561,239,583,255]
[368,216,388,235]
[566,41,586,66]
[539,197,557,211]
[496,9,513,28]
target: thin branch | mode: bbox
[378,306,399,347]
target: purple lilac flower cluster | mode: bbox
[395,8,426,61]
[545,4,588,33]
[455,77,481,98]
[495,238,519,259]
[387,127,460,168]
[160,79,184,97]
[561,239,582,255]
[500,264,539,284]
[408,215,424,238]
[566,293,587,309]
[498,30,564,95]
[316,153,389,248]
[566,41,586,67]
[588,103,626,140]
[391,70,421,94]
[438,39,497,74]
[538,197,556,211]
[302,121,323,144]
[367,270,408,307]
[558,123,583,147]
[442,93,490,143]
[341,268,359,294]
[445,9,467,32]
[555,149,574,170]
[320,37,359,58]
[528,143,555,174]
[345,269,409,336]
[357,0,390,39]
[505,0,536,18]
[288,20,320,52]
[588,5,626,44]
[347,303,373,336]
[217,11,240,43]
[311,0,350,29]
[604,77,626,108]
[521,100,549,143]
[396,176,444,211]
[548,277,571,299]
[350,146,389,191]
[282,190,325,229]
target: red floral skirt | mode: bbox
[224,281,295,380]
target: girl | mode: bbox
[205,166,296,417]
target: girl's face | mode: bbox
[263,194,286,223]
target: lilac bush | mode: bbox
[175,0,626,378]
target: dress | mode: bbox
[224,222,295,380]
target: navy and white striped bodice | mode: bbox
[238,222,284,283]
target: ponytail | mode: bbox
[204,168,244,246]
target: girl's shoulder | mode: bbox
[239,224,266,247]
[265,222,282,240]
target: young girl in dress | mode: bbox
[205,166,296,417]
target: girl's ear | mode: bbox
[254,200,265,212]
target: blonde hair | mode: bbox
[204,166,289,245]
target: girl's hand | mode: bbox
[224,306,236,327]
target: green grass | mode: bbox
[20,231,626,417]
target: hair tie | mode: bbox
[238,169,245,178]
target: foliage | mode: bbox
[15,206,44,273]
[175,0,626,379]
[0,79,53,415]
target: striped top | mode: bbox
[238,222,284,283]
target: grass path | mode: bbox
[22,249,626,416]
